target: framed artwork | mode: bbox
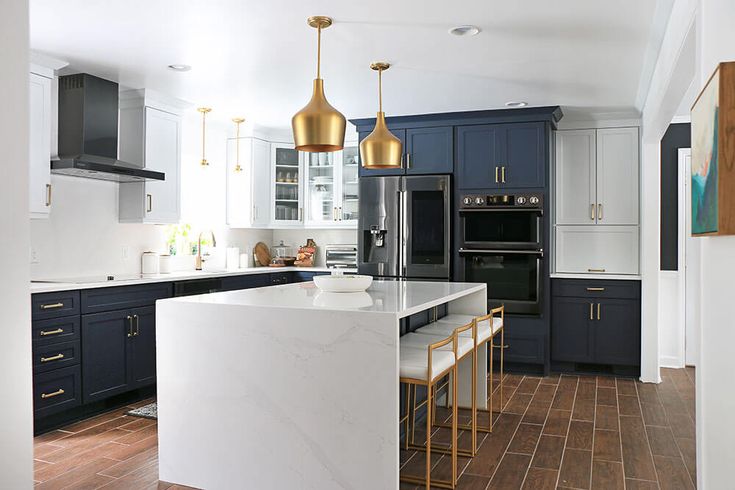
[691,62,735,236]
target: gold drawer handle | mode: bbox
[493,344,510,349]
[41,388,65,399]
[586,287,605,292]
[41,353,65,363]
[587,269,606,273]
[40,302,64,310]
[40,328,64,336]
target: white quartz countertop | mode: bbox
[30,267,355,293]
[162,279,485,318]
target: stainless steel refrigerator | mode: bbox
[358,175,451,280]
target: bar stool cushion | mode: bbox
[400,332,474,358]
[399,345,455,382]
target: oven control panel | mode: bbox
[461,193,543,208]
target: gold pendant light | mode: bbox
[360,62,403,169]
[232,117,245,172]
[197,107,212,166]
[291,16,346,153]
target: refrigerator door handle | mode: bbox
[400,188,408,277]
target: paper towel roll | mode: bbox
[240,253,253,268]
[226,247,240,270]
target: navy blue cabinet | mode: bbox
[405,126,453,174]
[358,128,406,177]
[129,306,157,388]
[551,279,640,369]
[457,122,545,189]
[221,274,270,291]
[81,309,132,403]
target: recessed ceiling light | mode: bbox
[505,101,528,108]
[448,25,480,37]
[168,64,192,72]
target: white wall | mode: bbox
[0,0,34,486]
[695,0,735,487]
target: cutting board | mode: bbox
[254,242,271,267]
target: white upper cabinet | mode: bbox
[555,225,639,275]
[271,143,304,227]
[555,127,639,226]
[302,141,359,228]
[29,71,52,219]
[119,91,185,224]
[226,137,271,228]
[596,127,639,225]
[555,130,596,225]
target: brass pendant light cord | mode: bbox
[201,110,206,162]
[316,25,322,79]
[378,67,383,113]
[235,120,241,170]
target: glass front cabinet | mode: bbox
[303,142,359,228]
[271,143,304,227]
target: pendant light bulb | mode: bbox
[291,16,346,153]
[198,107,212,167]
[360,62,403,169]
[232,117,245,173]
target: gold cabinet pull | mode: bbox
[406,153,411,169]
[587,268,606,273]
[40,328,64,336]
[589,303,594,320]
[40,353,65,363]
[493,344,510,349]
[40,302,64,310]
[146,194,153,213]
[501,166,506,183]
[45,183,52,207]
[597,303,601,320]
[590,204,596,220]
[495,166,499,183]
[41,388,65,399]
[597,203,603,220]
[133,314,140,336]
[338,207,342,221]
[586,287,605,292]
[127,315,133,338]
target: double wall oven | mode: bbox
[458,193,544,315]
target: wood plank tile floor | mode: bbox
[400,367,696,490]
[34,368,695,490]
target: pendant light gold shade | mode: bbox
[360,62,403,169]
[292,15,346,152]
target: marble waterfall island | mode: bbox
[156,280,487,490]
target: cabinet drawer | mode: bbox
[31,290,80,320]
[32,316,80,345]
[81,282,173,314]
[33,340,81,374]
[552,279,640,299]
[33,365,81,418]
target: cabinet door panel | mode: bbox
[358,128,406,176]
[555,130,596,224]
[82,311,131,403]
[251,138,272,226]
[456,125,500,189]
[502,123,545,188]
[596,127,639,225]
[130,306,157,388]
[406,126,453,174]
[593,299,641,366]
[144,107,181,223]
[29,73,52,218]
[551,297,594,362]
[271,143,303,226]
[555,226,639,275]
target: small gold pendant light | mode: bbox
[232,117,245,172]
[360,62,403,169]
[197,107,212,166]
[291,16,346,153]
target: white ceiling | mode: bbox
[30,0,659,129]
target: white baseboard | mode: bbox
[660,355,685,369]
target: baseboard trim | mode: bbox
[660,355,685,369]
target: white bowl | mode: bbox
[313,274,373,293]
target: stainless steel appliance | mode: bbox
[325,244,358,269]
[458,193,544,315]
[359,175,450,280]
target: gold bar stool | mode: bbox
[399,332,458,489]
[410,320,477,458]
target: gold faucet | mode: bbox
[195,230,217,271]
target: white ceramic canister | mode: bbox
[141,251,160,275]
[158,254,172,274]
[240,252,253,268]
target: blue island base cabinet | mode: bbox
[551,278,641,376]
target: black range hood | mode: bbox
[52,73,165,183]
